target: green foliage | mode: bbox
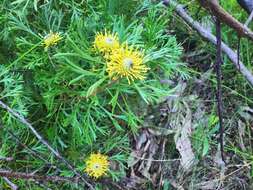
[0,0,187,189]
[192,113,219,157]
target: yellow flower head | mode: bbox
[106,44,149,83]
[43,31,62,50]
[85,153,109,178]
[93,30,120,55]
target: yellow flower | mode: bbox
[85,153,109,178]
[93,30,120,55]
[43,31,62,50]
[106,44,149,83]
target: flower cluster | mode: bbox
[43,31,62,50]
[93,31,149,83]
[42,30,149,84]
[41,31,150,177]
[93,30,120,56]
[85,153,109,178]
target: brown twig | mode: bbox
[158,139,167,188]
[0,169,80,183]
[245,10,253,26]
[0,125,59,172]
[215,16,225,162]
[164,0,253,86]
[199,0,253,41]
[0,156,14,162]
[237,36,241,71]
[33,180,52,190]
[85,79,119,99]
[0,100,94,189]
[3,177,18,190]
[0,169,126,190]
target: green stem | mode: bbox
[85,78,119,99]
[6,41,42,71]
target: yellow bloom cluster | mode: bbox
[85,153,109,178]
[93,30,120,56]
[43,31,62,50]
[93,30,149,83]
[107,44,149,83]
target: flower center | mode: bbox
[123,58,133,70]
[105,38,113,45]
[93,163,101,170]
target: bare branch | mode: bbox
[245,10,253,26]
[199,0,253,41]
[0,156,14,162]
[0,169,126,190]
[0,169,80,183]
[164,0,253,86]
[215,17,225,162]
[0,125,59,172]
[3,177,18,190]
[0,100,94,189]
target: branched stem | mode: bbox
[85,79,119,99]
[164,0,253,86]
[0,125,59,172]
[0,169,80,183]
[0,100,94,189]
[0,169,126,190]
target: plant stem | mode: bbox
[0,100,94,189]
[215,17,225,162]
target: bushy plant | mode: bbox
[0,0,188,189]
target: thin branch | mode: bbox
[33,180,52,190]
[245,10,253,27]
[0,169,80,183]
[0,125,59,172]
[164,0,253,86]
[199,0,253,41]
[237,36,241,71]
[215,17,225,162]
[0,156,14,162]
[0,100,94,190]
[3,177,18,190]
[84,78,119,99]
[0,169,126,190]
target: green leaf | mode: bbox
[34,0,38,11]
[69,74,86,85]
[65,36,102,63]
[86,77,107,98]
[202,137,209,157]
[134,83,149,104]
[163,180,171,190]
[208,115,219,127]
[109,90,119,112]
[112,119,123,131]
[59,57,97,76]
